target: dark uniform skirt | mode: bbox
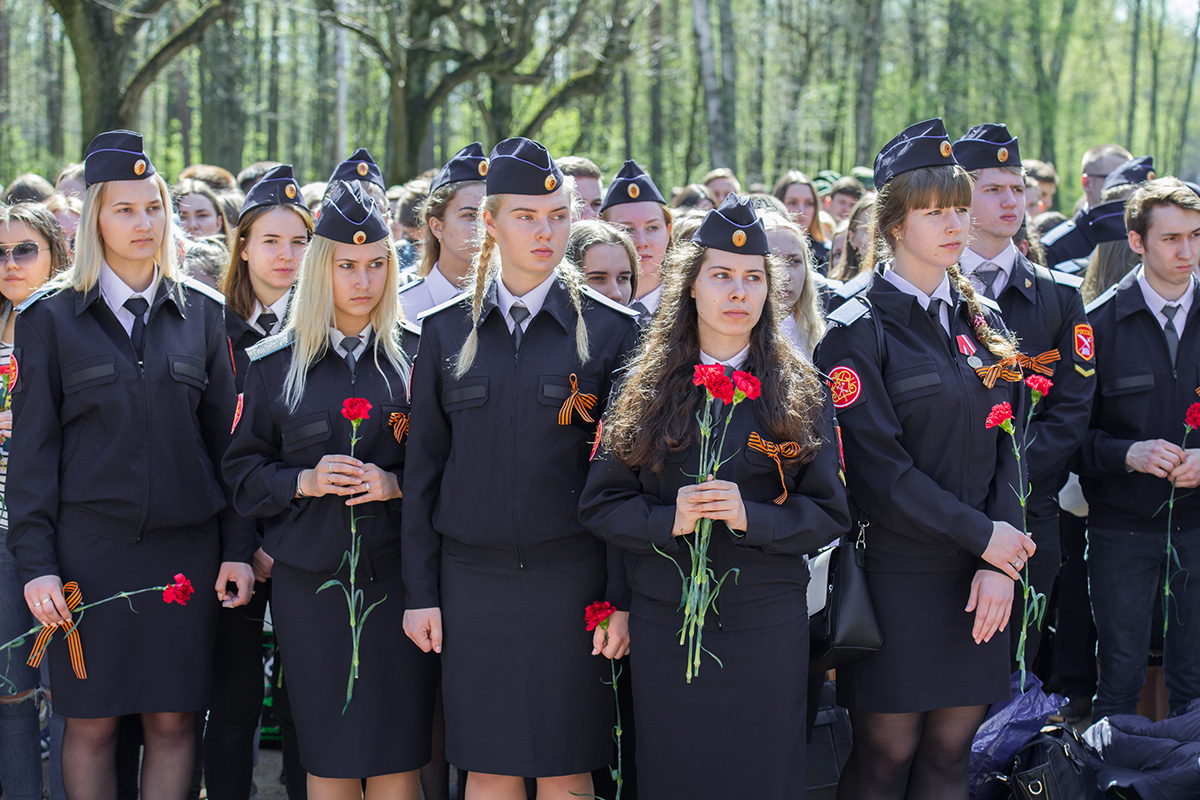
[50,521,221,718]
[836,556,1011,713]
[272,560,437,779]
[440,542,612,777]
[631,613,809,800]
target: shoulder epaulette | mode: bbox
[1051,257,1086,275]
[1039,219,1075,247]
[580,285,639,317]
[1045,267,1084,289]
[835,270,871,298]
[182,276,226,305]
[826,296,870,327]
[247,330,296,361]
[976,294,1002,313]
[416,290,472,321]
[400,319,421,337]
[1085,284,1119,315]
[398,277,425,295]
[813,274,844,293]
[15,285,59,313]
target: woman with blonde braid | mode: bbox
[402,138,638,800]
[814,119,1036,799]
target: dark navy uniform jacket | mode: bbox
[401,278,639,610]
[991,254,1095,518]
[1041,207,1094,272]
[1080,271,1200,532]
[579,390,850,631]
[7,278,256,584]
[814,272,1025,571]
[222,324,418,574]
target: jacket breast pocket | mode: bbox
[884,363,942,404]
[442,378,488,412]
[538,374,601,429]
[61,356,119,395]
[380,403,410,447]
[168,354,209,391]
[281,411,333,455]
[1100,368,1155,397]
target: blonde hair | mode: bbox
[454,192,590,378]
[63,175,184,298]
[281,233,410,411]
[760,213,826,355]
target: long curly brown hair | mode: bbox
[603,239,826,474]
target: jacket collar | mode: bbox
[479,270,574,333]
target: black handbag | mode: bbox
[809,518,883,671]
[990,724,1103,800]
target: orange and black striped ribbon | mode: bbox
[747,432,802,505]
[558,374,597,425]
[389,412,409,444]
[975,357,1024,389]
[1016,349,1060,377]
[27,581,86,679]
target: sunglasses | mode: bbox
[0,243,41,265]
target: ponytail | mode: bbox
[453,227,497,379]
[946,263,1018,360]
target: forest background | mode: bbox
[0,0,1197,211]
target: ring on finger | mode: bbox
[364,481,370,492]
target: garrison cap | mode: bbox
[486,137,564,196]
[84,130,156,187]
[952,123,1021,170]
[601,160,667,211]
[874,118,957,187]
[1086,200,1129,245]
[693,193,769,255]
[314,180,389,245]
[1103,156,1155,195]
[329,148,385,191]
[430,143,489,194]
[239,164,307,221]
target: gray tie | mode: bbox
[975,266,1001,300]
[510,304,531,353]
[630,300,650,327]
[339,335,360,376]
[1164,304,1181,365]
[258,310,278,335]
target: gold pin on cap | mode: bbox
[353,231,367,245]
[545,175,557,192]
[940,141,952,158]
[998,148,1009,163]
[732,231,747,248]
[356,163,369,177]
[285,184,297,199]
[133,159,147,176]
[478,161,489,177]
[1148,170,1156,180]
[628,184,640,199]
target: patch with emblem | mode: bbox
[829,365,863,409]
[8,354,19,392]
[1074,323,1094,361]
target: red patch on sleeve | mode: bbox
[1074,324,1094,361]
[829,366,862,409]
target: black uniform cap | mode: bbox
[874,118,958,187]
[1086,200,1129,245]
[601,160,667,212]
[951,123,1021,171]
[430,143,489,194]
[1102,156,1155,195]
[329,147,385,190]
[314,181,389,245]
[84,130,156,187]
[693,193,769,255]
[239,164,308,221]
[486,137,564,196]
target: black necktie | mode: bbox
[630,300,650,327]
[926,297,945,338]
[510,304,531,353]
[258,310,278,335]
[339,335,360,376]
[1164,304,1181,365]
[976,266,1001,300]
[124,297,149,362]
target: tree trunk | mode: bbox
[1146,0,1165,159]
[1126,0,1143,147]
[0,0,7,178]
[622,69,634,158]
[335,21,348,158]
[1176,1,1200,169]
[940,0,968,134]
[199,19,245,170]
[692,0,729,169]
[716,0,736,173]
[854,0,883,166]
[266,10,279,159]
[907,0,927,121]
[649,0,663,180]
[1027,0,1080,184]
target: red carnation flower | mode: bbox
[986,402,1014,431]
[693,364,724,388]
[732,370,762,400]
[341,398,372,423]
[709,375,736,405]
[162,573,194,606]
[1025,375,1053,397]
[585,601,617,632]
[1186,402,1200,431]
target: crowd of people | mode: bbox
[0,116,1195,800]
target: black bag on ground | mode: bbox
[990,723,1103,800]
[806,680,853,799]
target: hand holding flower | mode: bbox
[981,520,1036,581]
[1125,439,1186,478]
[344,462,401,506]
[965,569,1014,644]
[1167,449,1200,489]
[299,454,365,498]
[591,609,630,660]
[672,480,748,537]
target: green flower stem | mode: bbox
[1164,426,1193,637]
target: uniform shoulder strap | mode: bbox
[976,294,1002,313]
[1047,267,1084,289]
[398,277,425,295]
[835,270,872,299]
[1039,218,1075,247]
[15,285,58,313]
[182,276,226,305]
[1084,283,1119,315]
[579,285,639,317]
[826,295,886,367]
[247,330,296,361]
[416,290,472,321]
[400,319,421,337]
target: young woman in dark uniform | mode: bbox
[578,194,849,799]
[7,130,256,800]
[223,181,434,799]
[600,161,672,324]
[813,119,1037,799]
[401,137,638,800]
[207,165,312,800]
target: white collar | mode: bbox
[961,241,1018,277]
[328,323,373,358]
[1136,266,1195,325]
[496,270,558,321]
[99,261,159,314]
[882,264,954,310]
[634,282,665,314]
[427,262,465,306]
[699,344,751,371]
[252,288,291,334]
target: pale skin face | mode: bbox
[706,177,739,206]
[968,168,1025,257]
[1082,153,1130,208]
[484,190,571,297]
[331,239,389,337]
[829,230,847,267]
[1024,185,1045,220]
[690,248,769,360]
[0,221,54,309]
[574,177,603,220]
[605,201,671,297]
[98,178,166,287]
[56,176,85,200]
[240,207,309,308]
[825,191,857,222]
[580,242,634,305]
[766,227,807,307]
[890,203,970,295]
[782,183,817,229]
[428,182,484,283]
[177,193,223,238]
